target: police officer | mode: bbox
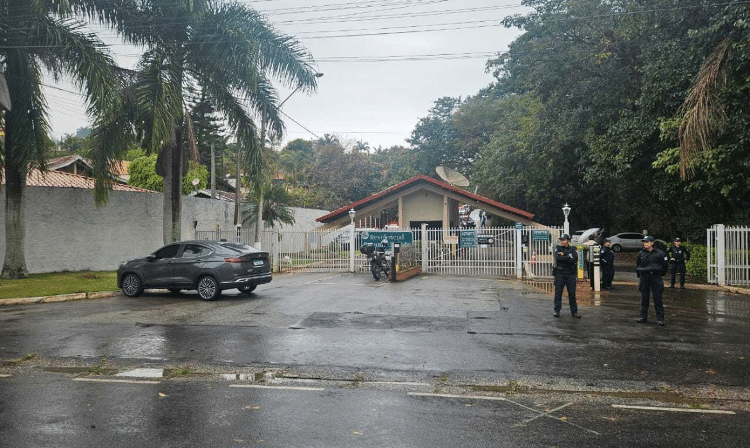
[667,238,691,288]
[553,234,581,318]
[636,236,669,326]
[600,238,615,289]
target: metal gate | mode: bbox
[708,224,750,286]
[419,225,559,278]
[197,225,561,279]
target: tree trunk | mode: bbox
[2,162,29,279]
[161,127,183,244]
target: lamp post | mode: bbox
[562,203,571,236]
[348,208,356,272]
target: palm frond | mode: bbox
[677,37,732,179]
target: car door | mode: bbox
[170,243,211,287]
[143,244,181,286]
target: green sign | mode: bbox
[361,230,413,245]
[459,230,477,248]
[532,230,550,242]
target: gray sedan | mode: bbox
[117,240,272,300]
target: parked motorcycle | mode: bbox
[360,241,391,280]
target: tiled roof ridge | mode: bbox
[1,168,156,193]
[317,174,534,222]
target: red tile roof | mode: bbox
[3,168,156,193]
[317,175,535,223]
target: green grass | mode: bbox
[0,271,117,300]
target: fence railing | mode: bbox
[708,224,750,286]
[196,224,562,280]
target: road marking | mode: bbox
[305,275,344,284]
[230,384,324,391]
[407,392,507,401]
[612,405,736,415]
[73,378,160,384]
[0,374,11,378]
[523,402,574,423]
[116,368,164,378]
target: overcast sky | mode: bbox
[44,0,530,150]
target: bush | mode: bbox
[683,242,708,283]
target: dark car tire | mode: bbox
[197,275,221,301]
[612,244,622,252]
[121,274,144,297]
[371,262,381,280]
[238,284,257,294]
[168,288,182,294]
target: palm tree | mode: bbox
[0,0,124,278]
[241,182,296,230]
[93,0,319,244]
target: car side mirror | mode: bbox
[146,255,156,262]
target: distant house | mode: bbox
[47,154,129,184]
[3,168,155,193]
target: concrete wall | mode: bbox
[0,186,327,273]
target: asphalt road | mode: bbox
[1,272,748,446]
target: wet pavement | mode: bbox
[1,271,748,397]
[1,270,749,447]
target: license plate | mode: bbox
[253,260,264,266]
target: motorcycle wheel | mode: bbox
[371,261,381,280]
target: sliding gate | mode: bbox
[420,225,560,279]
[197,225,561,279]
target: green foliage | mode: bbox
[128,155,163,192]
[684,243,708,284]
[183,161,208,195]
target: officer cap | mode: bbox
[559,234,570,240]
[674,237,681,242]
[642,235,655,242]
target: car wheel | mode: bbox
[612,244,622,252]
[238,284,257,294]
[168,288,182,294]
[197,276,221,301]
[121,274,143,297]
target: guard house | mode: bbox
[316,175,541,230]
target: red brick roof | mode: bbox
[3,168,156,193]
[317,175,535,223]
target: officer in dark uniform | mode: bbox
[636,236,670,326]
[553,234,581,318]
[667,238,691,288]
[600,238,615,289]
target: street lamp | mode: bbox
[348,207,356,226]
[562,203,571,235]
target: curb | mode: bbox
[0,290,121,306]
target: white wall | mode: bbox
[0,187,234,273]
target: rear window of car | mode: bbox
[219,242,260,254]
[181,244,210,258]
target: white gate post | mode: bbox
[349,225,356,273]
[421,223,429,274]
[716,224,726,286]
[515,222,523,279]
[273,229,280,273]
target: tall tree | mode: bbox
[93,0,319,244]
[0,0,123,278]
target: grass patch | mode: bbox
[0,271,117,300]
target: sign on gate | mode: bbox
[532,230,550,241]
[361,230,413,245]
[459,230,477,248]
